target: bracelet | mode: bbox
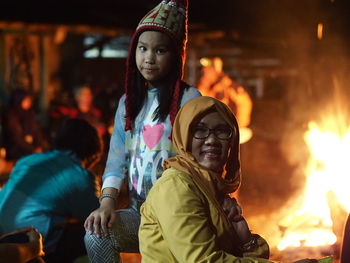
[99,193,116,203]
[241,235,258,252]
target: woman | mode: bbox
[139,96,317,263]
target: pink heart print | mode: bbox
[142,124,165,149]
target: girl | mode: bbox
[84,0,201,262]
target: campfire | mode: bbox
[275,116,350,262]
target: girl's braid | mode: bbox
[168,79,182,139]
[124,54,135,131]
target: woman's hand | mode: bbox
[222,196,252,245]
[84,198,116,238]
[231,218,253,245]
[222,196,243,222]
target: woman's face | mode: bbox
[190,111,233,173]
[136,31,175,87]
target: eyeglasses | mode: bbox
[192,126,233,140]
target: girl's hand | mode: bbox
[84,199,116,238]
[26,228,45,257]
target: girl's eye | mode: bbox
[156,48,167,54]
[138,46,146,52]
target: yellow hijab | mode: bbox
[164,96,241,197]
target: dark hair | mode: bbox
[72,83,92,97]
[54,118,102,161]
[130,48,186,123]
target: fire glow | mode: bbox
[278,118,350,251]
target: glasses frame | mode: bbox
[192,126,233,140]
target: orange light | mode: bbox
[317,23,323,40]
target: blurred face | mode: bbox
[75,87,93,108]
[190,111,233,173]
[21,96,32,110]
[136,31,174,87]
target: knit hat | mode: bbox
[124,0,189,131]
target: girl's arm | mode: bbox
[85,95,127,237]
[101,95,128,196]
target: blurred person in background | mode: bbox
[1,88,47,161]
[50,84,106,139]
[0,118,102,263]
[72,84,107,137]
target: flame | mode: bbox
[305,122,350,213]
[277,118,350,250]
[317,23,323,40]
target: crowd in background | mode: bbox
[0,82,119,180]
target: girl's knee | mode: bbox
[84,231,104,246]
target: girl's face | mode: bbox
[190,111,233,173]
[136,31,175,87]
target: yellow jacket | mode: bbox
[139,168,274,263]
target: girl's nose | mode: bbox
[145,52,155,64]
